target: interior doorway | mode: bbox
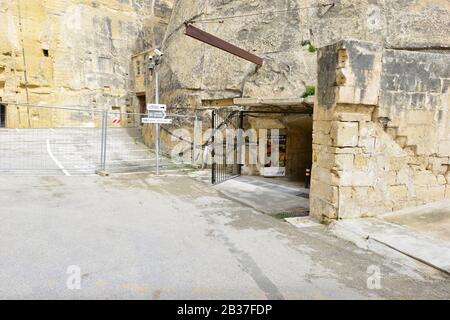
[0,104,6,128]
[138,95,146,115]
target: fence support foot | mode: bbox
[95,169,109,177]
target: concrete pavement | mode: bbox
[189,171,310,215]
[0,173,449,299]
[328,199,450,276]
[381,199,450,243]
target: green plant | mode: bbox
[302,40,317,53]
[302,85,315,98]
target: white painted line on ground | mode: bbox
[106,158,157,163]
[15,128,20,133]
[46,139,71,176]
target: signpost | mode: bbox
[142,118,173,124]
[145,49,165,175]
[142,104,172,124]
[146,104,167,120]
[142,103,172,173]
[148,111,166,118]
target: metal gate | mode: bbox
[211,108,243,184]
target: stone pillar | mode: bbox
[310,40,383,222]
[311,39,450,222]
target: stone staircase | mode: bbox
[385,125,419,158]
[384,122,449,179]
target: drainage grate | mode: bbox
[286,210,309,217]
[271,209,309,220]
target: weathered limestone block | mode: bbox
[317,39,383,111]
[312,132,332,147]
[428,156,450,175]
[439,140,450,156]
[310,196,338,222]
[331,121,359,147]
[311,178,339,204]
[437,175,447,185]
[338,186,392,218]
[353,154,370,169]
[335,154,354,171]
[340,169,377,187]
[389,185,408,202]
[414,170,439,186]
[311,164,339,187]
[337,111,372,122]
[358,122,376,154]
[397,167,414,188]
[312,39,450,221]
[313,150,336,171]
[445,171,450,184]
[313,120,332,134]
[428,185,446,201]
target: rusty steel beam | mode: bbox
[185,23,263,66]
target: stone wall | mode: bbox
[159,0,450,111]
[152,0,449,174]
[0,0,173,128]
[311,39,450,222]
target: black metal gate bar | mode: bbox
[211,110,216,184]
[211,108,243,185]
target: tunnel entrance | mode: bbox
[207,105,313,217]
[204,98,314,187]
[239,110,313,187]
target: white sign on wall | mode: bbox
[147,104,167,111]
[148,111,166,119]
[143,104,171,124]
[142,118,173,124]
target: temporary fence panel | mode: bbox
[0,103,190,176]
[102,111,156,173]
[0,104,102,176]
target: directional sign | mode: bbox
[148,111,166,119]
[147,104,167,111]
[142,118,173,124]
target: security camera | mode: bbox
[154,49,164,57]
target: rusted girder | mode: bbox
[184,23,263,66]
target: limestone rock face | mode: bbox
[160,0,450,109]
[0,0,173,126]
